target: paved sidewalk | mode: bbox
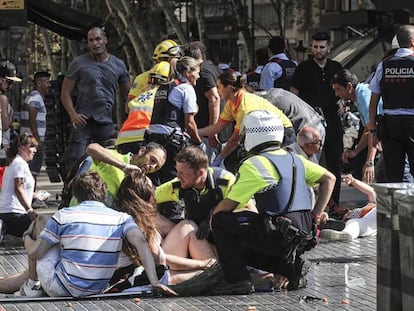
[0,171,377,310]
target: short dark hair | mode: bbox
[33,71,50,84]
[183,41,207,61]
[268,36,285,54]
[175,146,208,171]
[71,171,107,203]
[142,142,166,156]
[218,70,245,90]
[312,31,330,42]
[331,69,359,88]
[255,47,269,66]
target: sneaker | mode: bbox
[343,203,376,220]
[32,199,48,209]
[14,280,45,297]
[320,229,353,241]
[287,258,311,291]
[210,279,254,295]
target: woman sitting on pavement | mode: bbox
[0,133,43,241]
[320,174,377,241]
[110,172,218,292]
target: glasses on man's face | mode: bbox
[307,140,323,146]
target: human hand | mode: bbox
[122,164,142,175]
[341,150,356,163]
[342,174,355,186]
[27,209,38,221]
[208,134,220,148]
[70,113,88,127]
[196,218,211,240]
[151,283,178,296]
[362,165,375,184]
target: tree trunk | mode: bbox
[39,28,59,79]
[156,0,187,44]
[230,0,252,70]
[193,0,206,42]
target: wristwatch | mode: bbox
[365,160,374,167]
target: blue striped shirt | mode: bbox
[40,201,138,297]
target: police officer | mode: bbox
[156,146,237,239]
[210,110,335,295]
[259,36,297,90]
[368,24,414,182]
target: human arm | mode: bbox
[184,113,202,144]
[343,174,376,202]
[312,170,336,219]
[14,177,37,221]
[217,131,241,159]
[60,78,87,127]
[126,228,177,295]
[0,95,13,131]
[198,119,229,137]
[368,92,381,147]
[86,143,141,174]
[24,235,52,260]
[28,106,41,146]
[205,87,221,147]
[118,81,131,106]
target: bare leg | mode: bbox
[0,271,28,294]
[156,214,176,238]
[0,215,49,294]
[169,270,206,285]
[27,215,49,282]
[162,220,216,271]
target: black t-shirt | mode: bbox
[291,58,343,130]
[195,61,222,128]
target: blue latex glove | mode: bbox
[212,154,224,167]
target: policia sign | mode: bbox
[0,0,26,27]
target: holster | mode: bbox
[262,214,317,261]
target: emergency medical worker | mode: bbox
[155,146,237,239]
[116,61,171,154]
[198,71,294,171]
[126,39,183,111]
[210,110,335,295]
[368,24,414,182]
[145,56,202,183]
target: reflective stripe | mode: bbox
[248,156,276,185]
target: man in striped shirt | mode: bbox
[2,172,175,297]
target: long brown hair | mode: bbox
[117,172,158,265]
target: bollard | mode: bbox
[373,183,414,311]
[394,189,414,311]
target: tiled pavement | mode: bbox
[0,172,377,310]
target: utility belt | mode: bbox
[144,130,189,152]
[262,213,317,262]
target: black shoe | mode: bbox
[319,219,346,231]
[211,280,254,295]
[287,258,311,291]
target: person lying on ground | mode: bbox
[320,174,376,241]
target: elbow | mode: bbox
[85,143,98,156]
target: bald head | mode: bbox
[396,25,414,48]
[297,126,321,146]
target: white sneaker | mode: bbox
[320,229,353,241]
[14,280,44,297]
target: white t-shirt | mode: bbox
[0,155,34,214]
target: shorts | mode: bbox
[36,246,69,297]
[29,145,45,175]
[0,213,31,237]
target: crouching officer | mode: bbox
[211,110,335,295]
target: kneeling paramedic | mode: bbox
[210,110,335,295]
